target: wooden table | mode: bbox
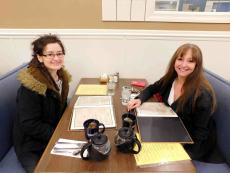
[34,78,196,173]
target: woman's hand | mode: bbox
[127,99,141,111]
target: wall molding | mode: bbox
[0,29,230,41]
[102,0,230,23]
[145,0,230,23]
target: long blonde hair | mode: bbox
[160,43,216,113]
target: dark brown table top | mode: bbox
[34,78,196,173]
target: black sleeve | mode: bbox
[17,86,54,142]
[184,90,214,159]
[138,80,162,103]
[192,91,212,140]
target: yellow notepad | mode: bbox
[75,84,107,95]
[134,134,190,167]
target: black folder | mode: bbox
[137,116,193,143]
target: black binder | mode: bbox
[136,102,193,143]
[137,116,193,143]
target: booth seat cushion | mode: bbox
[193,160,230,173]
[0,63,28,173]
[0,63,27,161]
[194,70,230,173]
[205,70,230,165]
[0,147,25,173]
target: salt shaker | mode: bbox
[114,72,119,83]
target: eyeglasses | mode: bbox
[42,52,64,59]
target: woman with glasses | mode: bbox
[127,43,224,163]
[13,34,71,173]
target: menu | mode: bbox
[75,84,107,95]
[134,134,191,167]
[70,96,116,130]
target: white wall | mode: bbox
[0,29,229,97]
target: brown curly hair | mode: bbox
[28,34,66,91]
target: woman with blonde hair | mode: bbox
[128,43,223,162]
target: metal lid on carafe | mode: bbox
[92,134,108,146]
[118,127,133,139]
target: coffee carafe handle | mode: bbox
[129,109,136,114]
[131,137,141,154]
[99,123,105,133]
[80,142,92,160]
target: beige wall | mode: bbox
[0,29,229,96]
[1,0,230,30]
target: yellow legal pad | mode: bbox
[134,134,190,167]
[75,84,107,95]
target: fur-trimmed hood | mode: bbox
[17,66,71,100]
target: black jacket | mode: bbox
[138,79,223,162]
[13,66,71,157]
